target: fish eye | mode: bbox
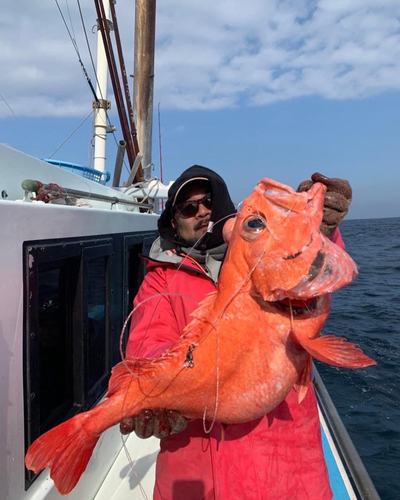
[243,216,266,233]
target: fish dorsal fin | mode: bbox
[184,291,218,327]
[107,358,160,398]
[167,291,219,349]
[107,291,219,399]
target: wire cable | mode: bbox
[54,0,98,102]
[47,110,94,159]
[0,93,36,154]
[65,0,77,44]
[77,0,131,175]
[55,0,131,177]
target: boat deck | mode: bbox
[93,434,158,500]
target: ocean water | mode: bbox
[316,217,400,500]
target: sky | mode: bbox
[1,0,400,219]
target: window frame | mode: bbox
[23,230,157,489]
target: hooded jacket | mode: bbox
[126,250,334,500]
[126,167,335,500]
[157,165,236,251]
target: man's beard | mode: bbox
[194,218,210,232]
[180,218,210,247]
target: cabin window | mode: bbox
[121,235,154,352]
[37,264,73,428]
[82,245,112,405]
[87,257,108,389]
[24,231,157,489]
[124,238,143,311]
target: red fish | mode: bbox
[25,178,376,495]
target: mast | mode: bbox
[93,0,110,173]
[133,0,156,181]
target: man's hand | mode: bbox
[297,172,352,237]
[119,409,188,439]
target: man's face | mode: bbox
[172,185,212,246]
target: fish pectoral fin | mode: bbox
[292,334,377,369]
[294,355,312,403]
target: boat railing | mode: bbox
[313,365,381,500]
[21,179,154,211]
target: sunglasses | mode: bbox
[174,193,212,218]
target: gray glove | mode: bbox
[297,172,352,237]
[120,408,188,439]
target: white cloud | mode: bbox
[1,0,400,117]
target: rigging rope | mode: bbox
[0,93,36,154]
[76,0,130,175]
[47,110,94,159]
[54,0,98,103]
[76,0,100,102]
[54,0,131,175]
[65,0,77,43]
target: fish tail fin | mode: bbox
[25,412,99,495]
[292,333,377,369]
[294,355,313,403]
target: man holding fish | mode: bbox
[26,167,375,497]
[123,166,353,500]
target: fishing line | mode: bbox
[256,185,325,287]
[120,435,149,500]
[116,191,318,443]
[186,207,272,433]
[201,322,220,433]
[127,211,238,358]
[125,241,208,358]
[198,207,280,430]
[167,210,238,277]
[117,205,271,433]
[118,186,328,440]
[119,289,231,386]
[164,209,271,428]
[117,210,240,430]
[117,311,222,427]
[119,292,200,372]
[289,301,294,329]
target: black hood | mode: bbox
[158,165,236,250]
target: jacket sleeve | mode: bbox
[125,266,181,359]
[329,227,345,250]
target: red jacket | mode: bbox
[126,229,344,499]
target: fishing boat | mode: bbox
[1,1,164,498]
[0,1,381,499]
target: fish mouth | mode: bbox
[253,294,320,317]
[271,297,319,317]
